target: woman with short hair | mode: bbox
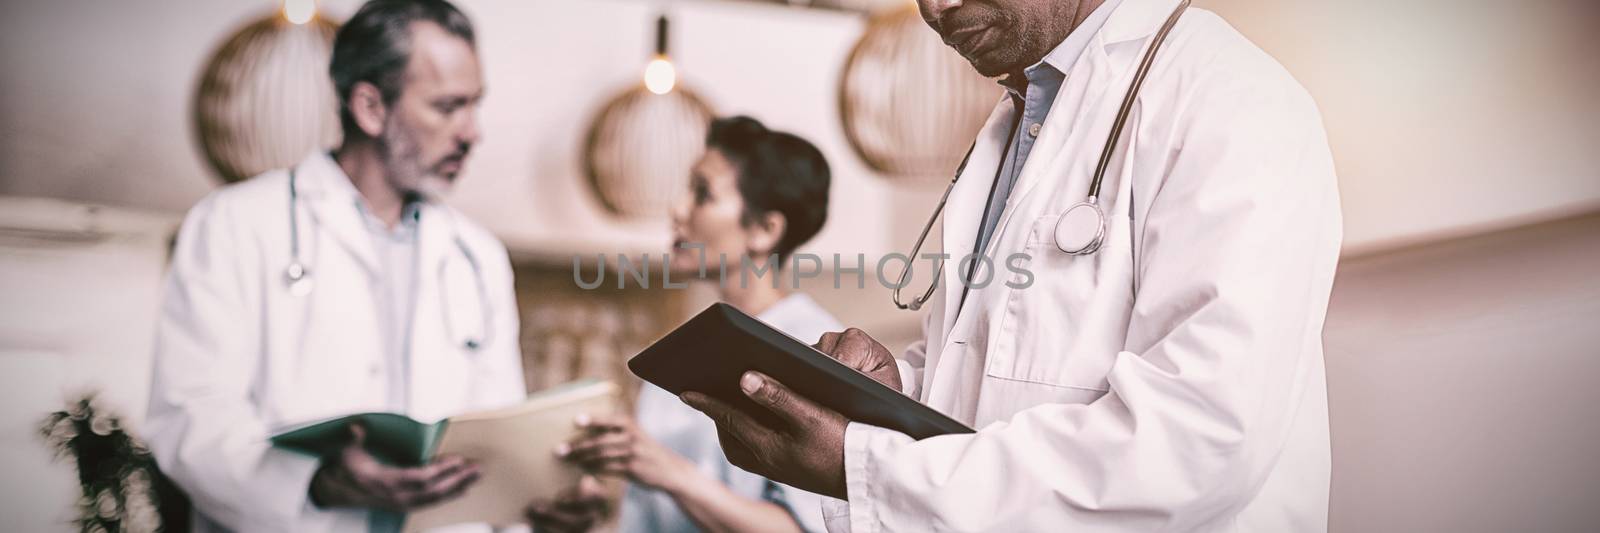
[555,116,838,533]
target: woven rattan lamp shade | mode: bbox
[840,5,1002,181]
[583,85,714,218]
[194,14,340,183]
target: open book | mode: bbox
[270,379,619,531]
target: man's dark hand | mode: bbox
[814,328,902,392]
[309,424,480,512]
[681,371,848,499]
[526,475,610,533]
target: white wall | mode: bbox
[0,199,175,532]
[1323,213,1600,532]
[1194,0,1600,252]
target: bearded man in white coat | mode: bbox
[146,1,602,531]
[683,0,1343,531]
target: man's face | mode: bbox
[379,22,483,198]
[917,0,1080,77]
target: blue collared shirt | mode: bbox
[968,0,1124,276]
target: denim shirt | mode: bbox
[965,0,1126,296]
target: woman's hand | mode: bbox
[525,475,609,533]
[558,413,697,492]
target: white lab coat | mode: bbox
[824,2,1342,532]
[146,152,527,532]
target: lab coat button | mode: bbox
[1028,123,1042,137]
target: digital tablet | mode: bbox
[628,303,973,440]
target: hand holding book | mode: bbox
[308,424,481,511]
[272,379,619,531]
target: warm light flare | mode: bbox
[644,57,677,95]
[284,0,316,25]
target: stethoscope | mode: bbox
[284,167,495,352]
[893,0,1190,311]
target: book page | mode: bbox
[404,380,619,532]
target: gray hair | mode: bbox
[329,0,475,138]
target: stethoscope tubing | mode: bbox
[284,167,492,351]
[1091,0,1190,200]
[892,0,1190,311]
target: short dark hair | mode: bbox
[329,0,475,138]
[706,116,832,262]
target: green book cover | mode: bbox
[270,412,450,467]
[267,379,618,530]
[268,378,608,466]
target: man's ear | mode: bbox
[348,81,388,138]
[746,211,787,259]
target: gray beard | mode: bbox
[377,121,439,199]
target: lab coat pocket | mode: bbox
[986,213,1132,392]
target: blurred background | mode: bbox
[1,0,1597,531]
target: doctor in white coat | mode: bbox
[683,0,1343,531]
[145,1,557,531]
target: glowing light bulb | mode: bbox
[644,57,677,95]
[284,0,316,25]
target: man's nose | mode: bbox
[458,112,481,146]
[921,0,963,20]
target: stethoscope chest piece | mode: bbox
[1054,201,1106,255]
[284,262,314,297]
